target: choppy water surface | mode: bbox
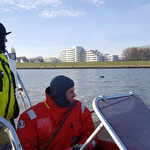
[17,68,150,114]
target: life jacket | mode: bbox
[0,53,15,121]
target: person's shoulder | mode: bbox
[73,99,82,107]
[0,53,4,60]
[0,53,3,57]
[0,53,7,60]
[73,100,90,112]
[74,100,86,107]
[0,54,9,66]
[73,99,82,104]
[21,102,44,117]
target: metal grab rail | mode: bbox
[0,117,23,150]
[17,72,32,108]
[80,123,104,150]
[6,49,32,109]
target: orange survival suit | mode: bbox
[17,88,98,150]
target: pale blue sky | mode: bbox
[1,0,150,58]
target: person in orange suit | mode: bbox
[17,75,98,150]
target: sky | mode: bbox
[1,0,150,58]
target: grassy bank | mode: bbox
[16,61,150,69]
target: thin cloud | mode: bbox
[2,8,12,12]
[40,8,86,18]
[10,18,21,21]
[0,0,14,4]
[0,0,86,18]
[91,0,104,5]
[0,0,62,10]
[141,3,150,9]
[81,0,104,5]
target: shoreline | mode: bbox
[17,66,150,69]
[16,61,150,69]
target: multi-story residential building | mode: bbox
[103,54,119,61]
[59,46,85,62]
[72,46,85,62]
[85,50,103,62]
[58,46,119,62]
[59,48,74,62]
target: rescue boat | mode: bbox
[0,50,116,150]
[1,51,150,150]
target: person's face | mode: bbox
[4,35,7,47]
[66,87,76,102]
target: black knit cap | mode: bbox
[0,23,11,53]
[50,75,74,107]
[0,23,12,36]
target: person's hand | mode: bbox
[72,144,83,150]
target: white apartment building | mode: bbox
[72,46,85,62]
[103,54,119,61]
[85,50,103,62]
[58,46,119,62]
[59,46,85,62]
[59,49,74,62]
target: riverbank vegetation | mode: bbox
[122,47,150,61]
[17,61,150,69]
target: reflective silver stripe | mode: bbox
[27,109,37,120]
[81,104,85,114]
[92,140,96,148]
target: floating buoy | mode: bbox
[100,75,104,78]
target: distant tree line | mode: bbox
[122,47,150,61]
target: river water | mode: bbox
[17,68,150,115]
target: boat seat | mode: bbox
[93,92,150,150]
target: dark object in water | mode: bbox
[100,75,104,78]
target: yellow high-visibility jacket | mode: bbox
[0,53,16,121]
